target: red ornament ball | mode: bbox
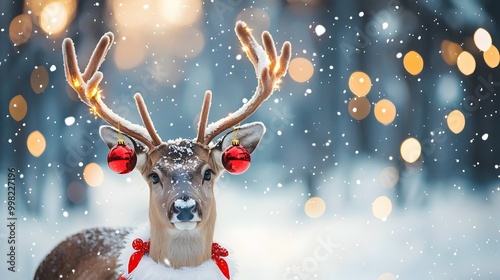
[222,144,251,174]
[107,141,137,174]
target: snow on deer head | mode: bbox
[61,21,291,270]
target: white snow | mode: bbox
[64,116,75,126]
[174,198,196,209]
[315,25,326,36]
[18,158,500,280]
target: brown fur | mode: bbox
[146,142,218,268]
[34,228,130,280]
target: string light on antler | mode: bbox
[222,124,251,175]
[90,106,99,119]
[273,62,282,75]
[273,79,282,90]
[72,78,81,89]
[107,122,137,174]
[88,87,100,99]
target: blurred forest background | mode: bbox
[1,0,500,279]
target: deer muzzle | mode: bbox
[170,196,201,231]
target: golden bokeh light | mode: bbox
[400,137,421,164]
[83,162,104,187]
[372,195,392,221]
[348,71,371,97]
[39,1,71,36]
[25,0,75,17]
[30,66,49,94]
[347,96,371,121]
[24,0,45,16]
[483,45,500,68]
[112,0,149,28]
[374,99,396,125]
[304,197,326,218]
[457,51,476,76]
[446,109,465,134]
[160,0,203,27]
[378,272,397,280]
[111,0,203,31]
[440,40,463,66]
[171,27,205,59]
[380,166,399,189]
[27,130,46,157]
[9,95,28,121]
[114,37,146,70]
[474,28,492,52]
[9,14,32,46]
[289,57,314,83]
[348,96,371,120]
[403,50,424,75]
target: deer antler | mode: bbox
[62,32,162,149]
[197,21,292,145]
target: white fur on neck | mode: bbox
[118,225,237,280]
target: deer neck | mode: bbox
[148,207,215,269]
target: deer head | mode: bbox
[62,21,291,269]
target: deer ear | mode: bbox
[211,122,266,170]
[99,125,149,169]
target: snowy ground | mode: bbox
[8,159,500,280]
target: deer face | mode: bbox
[63,20,290,268]
[100,123,265,233]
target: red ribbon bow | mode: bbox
[128,238,150,274]
[120,239,229,280]
[212,242,230,279]
[119,238,150,280]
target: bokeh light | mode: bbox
[289,57,314,83]
[9,95,28,121]
[372,195,392,221]
[400,137,421,164]
[304,197,326,218]
[112,0,150,28]
[83,163,104,187]
[374,99,396,125]
[112,0,202,30]
[27,130,46,157]
[440,40,462,66]
[67,181,86,204]
[403,50,424,75]
[171,27,205,59]
[39,1,71,36]
[378,272,397,280]
[380,166,399,189]
[160,0,203,27]
[457,51,476,76]
[446,110,465,134]
[9,14,32,46]
[114,37,146,70]
[348,96,371,120]
[483,45,500,68]
[474,28,492,52]
[30,66,49,94]
[348,71,371,97]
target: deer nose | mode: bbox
[172,196,197,222]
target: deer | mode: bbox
[34,21,291,280]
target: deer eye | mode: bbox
[150,173,160,184]
[203,169,212,181]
